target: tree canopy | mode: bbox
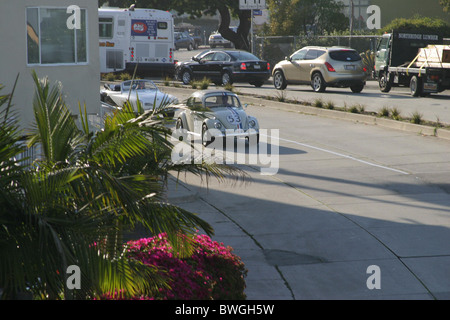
[380,15,450,36]
[440,0,450,12]
[266,0,348,36]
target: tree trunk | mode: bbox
[217,6,251,51]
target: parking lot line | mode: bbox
[268,134,410,175]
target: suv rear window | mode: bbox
[329,50,361,62]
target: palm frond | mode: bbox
[28,70,82,163]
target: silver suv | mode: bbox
[272,46,367,93]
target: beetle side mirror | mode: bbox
[285,56,291,62]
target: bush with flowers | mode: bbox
[101,233,247,300]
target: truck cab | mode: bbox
[374,31,449,96]
[374,33,391,75]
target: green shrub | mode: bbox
[360,50,375,78]
[119,72,132,81]
[274,90,287,102]
[324,101,335,110]
[199,77,210,90]
[380,15,450,37]
[313,98,324,108]
[391,107,401,120]
[163,76,171,86]
[224,83,234,92]
[104,73,116,81]
[379,106,390,117]
[411,111,423,124]
[349,104,365,113]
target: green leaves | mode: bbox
[29,71,83,164]
[1,71,249,299]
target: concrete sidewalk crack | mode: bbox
[199,195,297,300]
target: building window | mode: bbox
[26,7,87,65]
[99,17,114,39]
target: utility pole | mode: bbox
[349,0,354,47]
[250,9,254,53]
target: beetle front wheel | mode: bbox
[202,124,214,147]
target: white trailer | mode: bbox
[99,7,175,76]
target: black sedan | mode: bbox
[175,50,271,87]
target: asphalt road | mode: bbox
[173,48,450,125]
[163,83,450,300]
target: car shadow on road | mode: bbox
[249,166,450,212]
[171,173,450,299]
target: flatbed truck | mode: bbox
[374,31,450,97]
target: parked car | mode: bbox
[188,28,203,49]
[174,90,259,146]
[100,79,178,112]
[175,49,271,87]
[208,27,237,48]
[174,32,195,51]
[272,46,367,93]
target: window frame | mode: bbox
[26,6,89,66]
[291,49,307,61]
[99,16,114,39]
[157,22,168,30]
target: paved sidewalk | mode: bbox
[167,172,450,300]
[167,176,293,300]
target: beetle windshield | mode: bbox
[122,80,158,91]
[204,94,242,109]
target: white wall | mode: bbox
[0,0,100,129]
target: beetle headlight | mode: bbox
[248,119,257,128]
[214,121,223,130]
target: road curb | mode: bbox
[160,85,450,142]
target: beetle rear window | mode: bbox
[329,50,361,62]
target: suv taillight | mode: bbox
[325,62,335,72]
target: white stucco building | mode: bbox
[0,0,100,129]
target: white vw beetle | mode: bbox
[174,90,259,146]
[101,79,178,111]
